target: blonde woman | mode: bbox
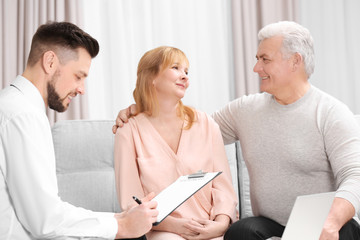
[114,46,238,240]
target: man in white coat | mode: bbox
[0,21,158,240]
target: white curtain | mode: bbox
[82,0,233,119]
[299,0,360,114]
[2,1,360,120]
[82,0,360,118]
[231,0,299,98]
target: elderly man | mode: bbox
[216,21,360,240]
[0,21,158,239]
[113,21,360,240]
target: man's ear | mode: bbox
[42,51,58,74]
[292,52,303,71]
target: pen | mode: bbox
[132,196,142,205]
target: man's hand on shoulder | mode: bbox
[112,104,137,134]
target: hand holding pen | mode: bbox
[133,196,142,205]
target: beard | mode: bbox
[47,71,68,112]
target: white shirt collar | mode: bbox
[11,75,46,112]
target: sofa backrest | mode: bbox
[53,119,241,213]
[53,120,120,212]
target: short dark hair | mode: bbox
[27,21,99,66]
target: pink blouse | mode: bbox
[114,111,238,224]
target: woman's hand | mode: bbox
[181,215,230,239]
[153,214,230,239]
[152,216,203,237]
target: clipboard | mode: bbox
[152,171,222,226]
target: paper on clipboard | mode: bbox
[152,171,222,226]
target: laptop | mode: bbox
[281,192,335,240]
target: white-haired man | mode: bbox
[217,21,360,240]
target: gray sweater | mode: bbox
[212,85,360,225]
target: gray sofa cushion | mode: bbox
[224,143,240,212]
[236,142,253,218]
[52,120,120,213]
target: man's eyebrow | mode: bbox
[256,54,267,60]
[79,71,88,78]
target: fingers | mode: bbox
[112,124,118,134]
[112,113,124,134]
[146,199,158,209]
[192,218,208,225]
[129,104,137,115]
[150,209,159,223]
[184,218,210,235]
[116,113,126,126]
[184,223,203,233]
[142,192,156,202]
[189,218,206,227]
[129,202,159,225]
[151,214,158,223]
[141,192,158,211]
[143,203,159,223]
[113,106,133,134]
[112,104,138,135]
[141,200,158,215]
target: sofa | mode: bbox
[52,116,360,238]
[52,119,252,217]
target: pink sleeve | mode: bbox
[114,124,144,211]
[209,119,239,223]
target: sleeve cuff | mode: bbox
[94,212,118,239]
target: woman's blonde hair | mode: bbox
[133,46,195,129]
